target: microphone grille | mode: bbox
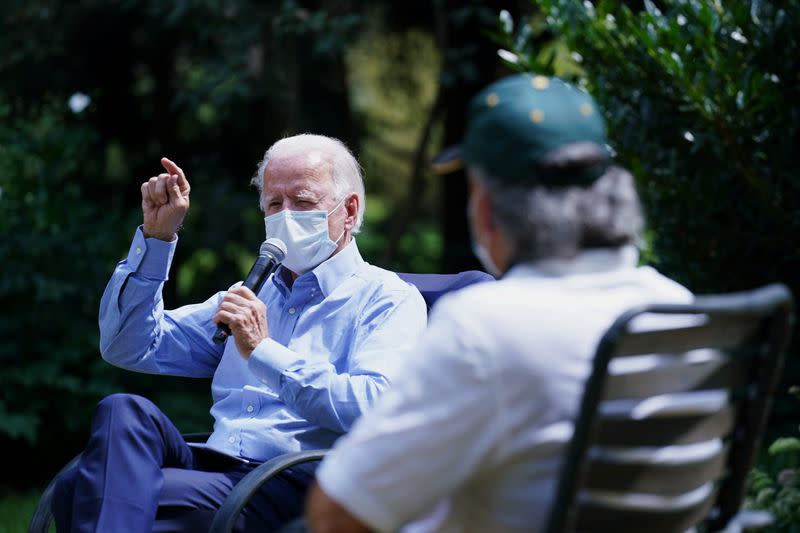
[261,238,287,261]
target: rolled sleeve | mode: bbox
[248,338,303,391]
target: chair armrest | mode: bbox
[182,432,212,443]
[28,454,82,533]
[209,449,328,533]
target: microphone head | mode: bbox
[260,238,287,261]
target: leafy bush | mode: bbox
[498,0,799,294]
[0,100,125,444]
[495,0,799,431]
[746,387,800,531]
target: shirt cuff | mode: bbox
[125,226,177,280]
[248,338,301,391]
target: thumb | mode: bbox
[168,175,188,205]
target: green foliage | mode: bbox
[0,489,42,533]
[0,99,124,444]
[746,387,800,531]
[273,0,362,57]
[770,437,800,458]
[344,24,444,272]
[347,27,441,202]
[495,0,799,434]
[496,0,799,297]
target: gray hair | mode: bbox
[475,165,643,263]
[251,134,366,234]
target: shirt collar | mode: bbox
[271,239,365,298]
[506,245,639,280]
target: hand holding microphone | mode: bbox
[212,238,287,350]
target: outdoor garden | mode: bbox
[1,0,798,530]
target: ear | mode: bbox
[470,179,496,236]
[343,193,359,231]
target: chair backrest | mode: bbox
[397,271,494,310]
[545,283,794,533]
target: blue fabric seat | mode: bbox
[398,271,494,310]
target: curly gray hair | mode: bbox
[471,162,643,263]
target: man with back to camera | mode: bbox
[305,74,693,532]
[50,134,427,532]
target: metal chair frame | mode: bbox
[544,283,794,533]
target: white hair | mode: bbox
[251,134,366,234]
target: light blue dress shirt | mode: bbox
[99,227,427,461]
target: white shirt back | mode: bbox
[317,247,692,532]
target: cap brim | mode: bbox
[431,145,464,175]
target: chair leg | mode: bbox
[28,454,82,533]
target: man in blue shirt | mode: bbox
[50,134,427,532]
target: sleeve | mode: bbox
[247,288,428,433]
[314,298,507,532]
[98,227,224,377]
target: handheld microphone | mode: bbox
[212,237,287,344]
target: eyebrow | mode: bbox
[293,189,321,201]
[263,188,325,204]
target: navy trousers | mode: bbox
[51,394,314,533]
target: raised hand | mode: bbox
[141,157,191,241]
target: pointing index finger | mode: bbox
[161,157,190,192]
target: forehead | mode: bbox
[261,152,335,196]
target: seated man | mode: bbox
[51,134,427,532]
[306,75,692,532]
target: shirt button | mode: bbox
[228,436,235,444]
[288,307,296,315]
[135,247,142,255]
[246,405,254,413]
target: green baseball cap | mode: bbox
[432,74,610,186]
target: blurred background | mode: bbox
[1,0,798,530]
